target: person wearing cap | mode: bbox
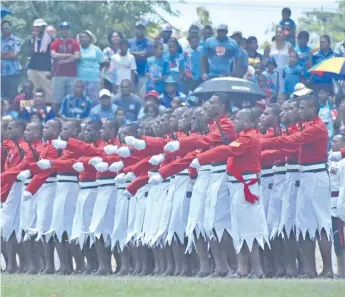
[231,31,248,77]
[50,22,80,113]
[58,80,92,121]
[77,30,104,105]
[145,42,169,94]
[138,91,166,120]
[201,24,240,80]
[159,75,187,108]
[89,89,118,122]
[26,19,54,105]
[160,23,182,56]
[129,21,153,98]
[1,20,22,103]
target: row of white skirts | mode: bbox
[1,161,340,253]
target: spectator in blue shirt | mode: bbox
[1,20,22,103]
[129,21,153,98]
[201,24,240,80]
[263,57,279,97]
[283,51,303,96]
[183,36,202,94]
[166,38,185,92]
[312,34,335,88]
[145,42,169,94]
[294,31,312,80]
[89,89,118,122]
[159,75,187,108]
[317,88,334,148]
[112,79,142,122]
[115,108,127,128]
[279,7,296,46]
[200,25,214,49]
[21,88,55,123]
[1,97,18,121]
[59,80,92,121]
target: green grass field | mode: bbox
[1,275,344,297]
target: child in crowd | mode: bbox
[1,98,18,121]
[257,74,272,105]
[20,88,55,123]
[143,102,160,119]
[263,57,279,98]
[279,7,296,46]
[166,38,185,92]
[138,91,165,120]
[171,97,183,110]
[145,42,169,94]
[29,112,44,124]
[283,51,303,96]
[184,36,202,94]
[294,31,312,81]
[115,108,126,127]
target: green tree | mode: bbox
[196,6,212,27]
[2,1,179,49]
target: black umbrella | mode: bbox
[192,77,267,101]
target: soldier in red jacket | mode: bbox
[18,119,62,275]
[191,108,267,278]
[1,119,27,274]
[261,95,332,278]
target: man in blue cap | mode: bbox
[51,21,80,113]
[129,21,153,99]
[201,24,240,80]
[159,75,187,108]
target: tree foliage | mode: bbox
[196,6,212,27]
[2,1,179,48]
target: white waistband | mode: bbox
[97,178,115,186]
[148,171,159,178]
[299,163,326,172]
[211,164,226,172]
[285,164,299,170]
[57,174,78,182]
[117,182,130,189]
[79,180,97,187]
[273,165,286,173]
[261,168,273,175]
[177,169,189,174]
[200,165,211,171]
[46,176,57,182]
[228,173,257,182]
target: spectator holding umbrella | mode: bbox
[1,20,22,103]
[201,24,240,80]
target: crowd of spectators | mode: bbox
[1,7,345,138]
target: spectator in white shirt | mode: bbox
[109,39,137,90]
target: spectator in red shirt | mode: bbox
[50,22,80,113]
[13,80,34,112]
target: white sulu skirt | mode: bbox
[1,181,23,242]
[152,177,177,246]
[149,179,173,246]
[89,178,117,247]
[267,165,286,239]
[46,174,79,242]
[111,182,130,251]
[139,182,162,245]
[278,166,300,238]
[204,163,230,242]
[296,169,331,240]
[259,168,274,218]
[185,166,211,253]
[131,185,148,245]
[165,170,193,245]
[228,174,269,253]
[70,181,98,248]
[125,189,137,245]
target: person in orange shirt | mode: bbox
[191,108,267,278]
